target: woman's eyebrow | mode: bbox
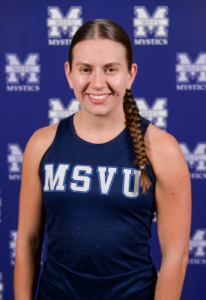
[75,62,121,67]
[104,62,121,67]
[75,62,92,67]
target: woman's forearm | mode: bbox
[154,254,188,300]
[14,240,42,300]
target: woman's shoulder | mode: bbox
[144,123,187,178]
[23,122,59,165]
[145,123,178,149]
[28,122,59,149]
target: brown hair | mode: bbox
[68,19,151,194]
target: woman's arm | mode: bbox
[14,124,58,300]
[145,124,191,300]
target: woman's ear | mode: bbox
[126,63,138,89]
[64,61,74,89]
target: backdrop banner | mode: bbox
[0,0,205,299]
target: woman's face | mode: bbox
[65,39,137,117]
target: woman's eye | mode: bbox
[106,68,115,73]
[81,68,90,73]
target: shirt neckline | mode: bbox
[69,113,128,147]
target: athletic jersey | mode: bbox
[38,113,157,300]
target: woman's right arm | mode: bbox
[14,124,58,300]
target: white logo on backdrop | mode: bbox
[180,143,206,171]
[180,143,206,179]
[188,229,206,265]
[0,272,3,300]
[176,53,206,83]
[7,144,23,173]
[47,6,83,38]
[9,230,17,265]
[7,144,23,180]
[48,98,80,124]
[189,229,206,257]
[5,53,40,84]
[135,98,168,129]
[133,6,169,45]
[134,6,169,38]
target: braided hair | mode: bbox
[123,89,151,194]
[68,19,152,193]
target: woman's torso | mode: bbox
[38,114,157,300]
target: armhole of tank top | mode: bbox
[142,116,156,214]
[140,115,151,138]
[146,157,156,214]
[140,116,155,178]
[146,158,156,181]
[38,120,62,173]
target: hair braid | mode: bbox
[123,89,151,194]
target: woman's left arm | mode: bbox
[145,124,191,300]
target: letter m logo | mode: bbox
[9,230,17,265]
[176,53,206,83]
[133,6,169,38]
[179,143,206,171]
[7,144,23,173]
[189,229,206,257]
[135,98,168,129]
[5,53,40,84]
[47,6,83,38]
[48,98,81,124]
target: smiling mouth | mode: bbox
[86,93,111,100]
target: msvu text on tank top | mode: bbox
[43,163,141,198]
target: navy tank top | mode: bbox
[38,114,157,300]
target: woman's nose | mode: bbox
[91,69,106,90]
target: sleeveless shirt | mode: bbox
[38,114,157,300]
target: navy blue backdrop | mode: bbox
[0,0,206,299]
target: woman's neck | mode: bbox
[73,108,126,144]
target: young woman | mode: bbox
[14,19,191,300]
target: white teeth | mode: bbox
[89,94,109,100]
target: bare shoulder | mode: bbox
[144,123,189,181]
[23,122,59,166]
[145,123,181,155]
